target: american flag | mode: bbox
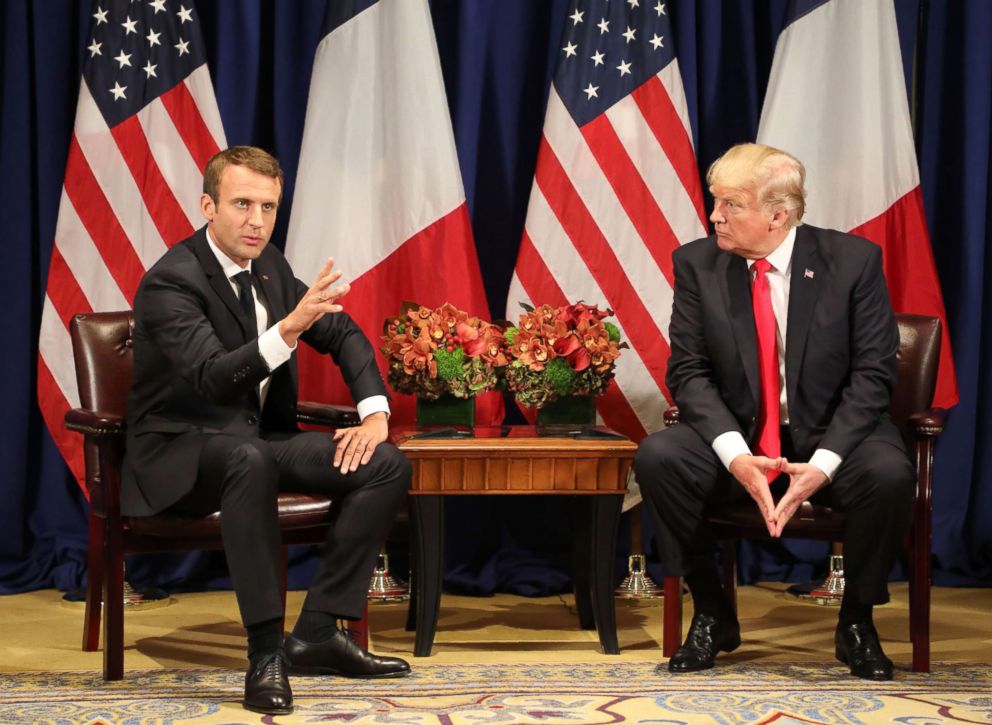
[505,0,707,440]
[37,0,226,486]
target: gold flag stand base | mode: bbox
[61,581,171,611]
[367,552,409,602]
[615,554,664,599]
[786,554,845,606]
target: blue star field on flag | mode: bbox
[555,0,676,125]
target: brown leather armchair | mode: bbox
[64,311,365,680]
[660,313,945,672]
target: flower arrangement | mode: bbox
[503,302,626,408]
[380,302,507,400]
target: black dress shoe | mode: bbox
[835,620,894,680]
[668,612,742,673]
[243,650,293,715]
[286,629,411,678]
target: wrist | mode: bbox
[278,318,302,346]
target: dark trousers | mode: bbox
[172,430,411,626]
[634,424,914,606]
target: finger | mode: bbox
[333,429,353,467]
[341,435,361,474]
[314,269,344,293]
[349,437,369,471]
[310,258,336,292]
[360,439,379,466]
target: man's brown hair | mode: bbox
[203,146,284,202]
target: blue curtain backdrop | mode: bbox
[2,0,990,596]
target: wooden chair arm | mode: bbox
[65,408,125,437]
[908,408,946,438]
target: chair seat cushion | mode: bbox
[708,501,846,540]
[126,493,334,537]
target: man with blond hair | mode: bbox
[636,143,913,679]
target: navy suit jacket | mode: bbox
[121,226,386,516]
[666,224,903,462]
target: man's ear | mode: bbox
[768,207,790,231]
[200,193,215,223]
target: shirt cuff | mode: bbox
[357,395,390,421]
[258,326,295,371]
[712,431,751,471]
[808,448,843,480]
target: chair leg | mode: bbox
[662,576,683,657]
[346,602,370,651]
[909,531,931,672]
[721,541,738,614]
[103,523,125,681]
[83,512,104,651]
[279,546,289,634]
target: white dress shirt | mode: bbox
[711,226,842,480]
[205,229,388,420]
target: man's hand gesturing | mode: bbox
[729,454,784,536]
[279,257,350,347]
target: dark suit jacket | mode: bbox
[121,226,387,516]
[666,224,903,462]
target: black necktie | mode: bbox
[233,271,257,334]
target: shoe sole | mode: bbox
[243,702,293,715]
[835,648,894,680]
[289,665,411,679]
[668,633,742,673]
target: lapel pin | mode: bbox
[261,274,270,280]
[804,268,815,279]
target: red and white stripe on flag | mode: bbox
[506,0,707,441]
[286,0,501,426]
[757,0,958,408]
[37,1,226,488]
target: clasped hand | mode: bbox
[729,455,829,537]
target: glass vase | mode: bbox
[415,395,475,427]
[536,394,596,427]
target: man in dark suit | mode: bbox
[122,146,412,715]
[635,143,914,680]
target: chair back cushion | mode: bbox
[69,311,134,417]
[891,314,942,437]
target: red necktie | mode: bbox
[752,258,780,481]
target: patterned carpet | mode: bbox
[2,662,990,724]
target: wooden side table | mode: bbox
[391,425,636,656]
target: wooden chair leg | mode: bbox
[347,602,370,651]
[721,540,738,614]
[279,546,289,634]
[662,576,683,657]
[103,523,125,681]
[83,512,104,651]
[909,531,931,672]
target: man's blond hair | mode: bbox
[203,146,284,203]
[707,143,806,228]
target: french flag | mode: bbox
[286,0,501,424]
[757,0,958,408]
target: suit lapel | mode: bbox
[785,226,821,410]
[253,254,287,323]
[721,252,760,407]
[190,228,257,341]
